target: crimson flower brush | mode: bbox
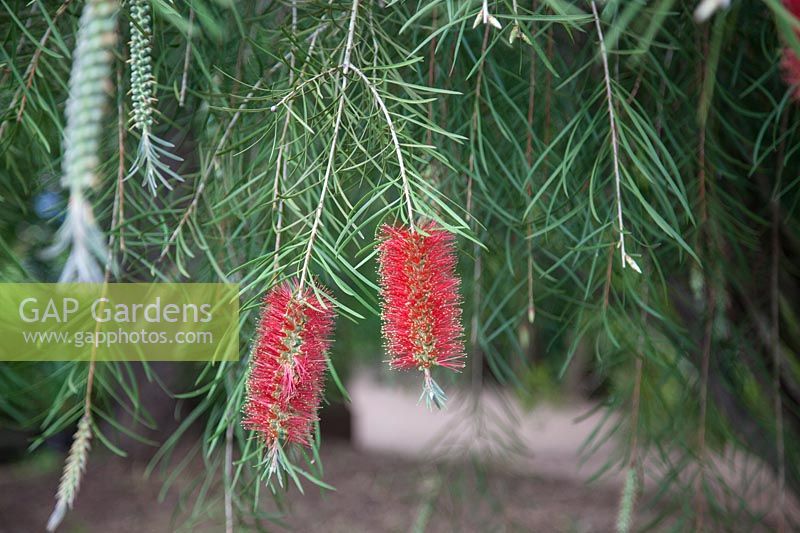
[243,282,334,476]
[377,222,466,408]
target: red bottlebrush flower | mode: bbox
[782,0,800,100]
[377,222,465,408]
[243,282,334,454]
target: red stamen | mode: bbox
[243,282,334,447]
[377,222,466,375]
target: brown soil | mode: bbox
[0,440,628,533]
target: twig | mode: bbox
[771,109,788,533]
[0,0,73,140]
[272,5,332,280]
[0,3,37,87]
[265,21,331,78]
[617,294,647,533]
[591,1,628,269]
[297,0,361,291]
[49,193,122,530]
[269,67,342,112]
[544,22,553,145]
[426,8,437,147]
[625,68,644,105]
[654,49,674,138]
[694,30,711,531]
[465,22,492,409]
[525,0,537,324]
[466,24,491,219]
[18,0,75,122]
[469,239,483,403]
[602,242,614,310]
[179,8,194,107]
[224,418,233,533]
[48,2,124,513]
[162,9,333,262]
[629,357,643,466]
[116,62,126,252]
[694,282,714,531]
[223,359,237,533]
[349,66,414,230]
[159,79,264,261]
[270,4,299,280]
[771,197,785,533]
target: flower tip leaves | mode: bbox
[693,0,731,23]
[419,370,448,410]
[509,24,532,46]
[473,8,502,30]
[472,11,482,29]
[624,253,643,274]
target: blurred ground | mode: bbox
[272,441,628,533]
[0,440,627,533]
[348,372,617,483]
[0,372,789,532]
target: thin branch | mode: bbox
[771,109,788,533]
[162,10,333,262]
[466,24,491,219]
[269,66,341,112]
[695,283,714,530]
[525,0,537,324]
[297,0,361,291]
[603,242,614,310]
[694,29,712,530]
[179,8,194,107]
[591,1,628,269]
[466,24,491,409]
[544,21,553,145]
[49,196,122,530]
[0,0,73,140]
[18,0,75,122]
[270,8,298,281]
[771,197,785,533]
[272,4,332,281]
[48,21,124,516]
[349,66,414,230]
[116,61,126,252]
[265,21,331,77]
[224,418,233,533]
[628,295,648,472]
[654,49,674,137]
[426,7,437,147]
[159,79,264,261]
[617,297,647,533]
[470,237,483,403]
[0,3,37,87]
[629,358,643,465]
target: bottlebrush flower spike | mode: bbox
[377,222,466,409]
[243,282,334,478]
[781,0,800,101]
